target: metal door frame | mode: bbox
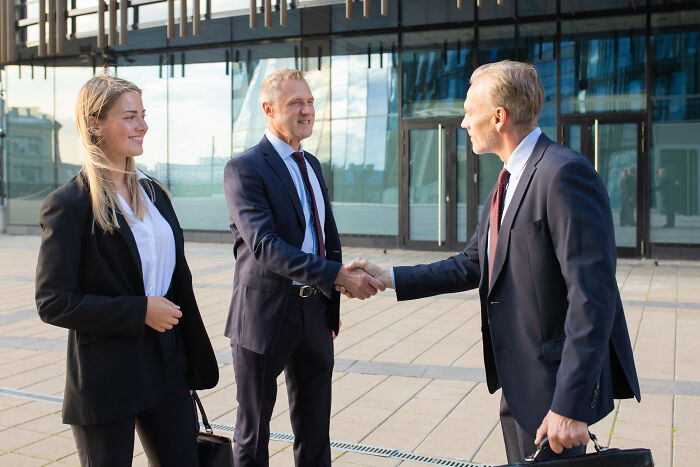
[559,112,649,257]
[399,118,467,251]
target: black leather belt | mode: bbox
[290,285,318,298]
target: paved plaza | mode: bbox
[1,233,699,466]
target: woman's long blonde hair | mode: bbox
[76,75,153,233]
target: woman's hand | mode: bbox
[145,296,182,332]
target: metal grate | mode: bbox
[208,420,492,466]
[1,388,493,467]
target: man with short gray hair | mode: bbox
[342,60,641,463]
[224,68,384,466]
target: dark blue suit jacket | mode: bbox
[394,134,641,436]
[35,173,219,425]
[223,136,342,355]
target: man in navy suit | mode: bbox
[223,68,384,466]
[343,61,640,463]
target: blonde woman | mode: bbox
[35,75,219,466]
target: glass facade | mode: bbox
[3,0,700,256]
[649,10,700,244]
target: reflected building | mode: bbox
[1,0,699,257]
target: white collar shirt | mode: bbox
[117,170,176,297]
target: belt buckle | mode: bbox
[298,285,314,298]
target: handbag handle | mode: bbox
[192,390,214,434]
[525,431,608,463]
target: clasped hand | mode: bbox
[334,257,393,299]
[145,296,182,332]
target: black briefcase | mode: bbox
[192,391,235,467]
[499,432,654,466]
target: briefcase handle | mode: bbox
[525,431,608,463]
[192,390,214,434]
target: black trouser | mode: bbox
[71,327,198,467]
[232,293,334,467]
[500,393,586,464]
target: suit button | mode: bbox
[590,402,596,408]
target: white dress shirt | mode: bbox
[117,170,176,297]
[265,129,326,255]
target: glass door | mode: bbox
[560,113,648,256]
[400,119,469,250]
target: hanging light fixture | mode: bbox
[38,0,46,56]
[120,0,128,45]
[250,0,257,29]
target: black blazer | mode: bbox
[35,173,219,425]
[223,136,342,355]
[394,134,641,436]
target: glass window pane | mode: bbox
[402,29,474,117]
[561,16,646,113]
[651,11,700,244]
[166,51,232,231]
[331,35,399,236]
[6,66,56,225]
[478,25,515,66]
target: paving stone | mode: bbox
[14,434,77,462]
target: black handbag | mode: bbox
[499,432,654,466]
[192,391,235,467]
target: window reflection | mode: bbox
[561,16,646,113]
[402,30,474,117]
[331,35,399,235]
[166,53,232,231]
[650,11,700,244]
[6,67,57,224]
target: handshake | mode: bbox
[333,258,393,299]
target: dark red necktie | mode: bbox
[291,151,326,257]
[488,168,510,283]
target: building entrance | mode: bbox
[400,118,474,251]
[560,113,649,257]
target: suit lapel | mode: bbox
[488,134,551,295]
[115,210,144,281]
[261,137,305,229]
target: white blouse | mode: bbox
[117,171,176,297]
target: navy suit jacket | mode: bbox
[394,134,641,436]
[35,173,219,425]
[223,136,342,355]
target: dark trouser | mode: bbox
[232,293,334,467]
[500,393,586,464]
[71,327,198,467]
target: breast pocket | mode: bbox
[510,218,545,240]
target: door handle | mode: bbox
[594,118,599,172]
[438,123,444,247]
